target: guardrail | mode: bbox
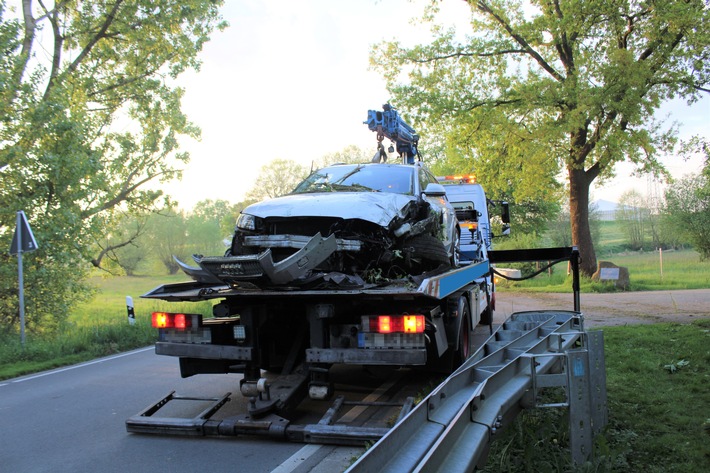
[346,310,607,472]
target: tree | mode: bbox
[245,159,309,202]
[616,189,649,250]
[663,144,710,259]
[371,0,710,275]
[314,145,376,168]
[0,1,225,332]
[144,208,189,275]
[186,199,237,256]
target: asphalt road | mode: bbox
[0,348,361,473]
[3,290,707,473]
[495,289,710,326]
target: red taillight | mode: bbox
[174,313,191,329]
[364,315,425,334]
[151,312,200,329]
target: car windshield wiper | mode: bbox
[330,183,376,192]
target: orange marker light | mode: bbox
[378,316,393,333]
[152,312,171,328]
[403,315,425,333]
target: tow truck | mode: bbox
[127,107,605,465]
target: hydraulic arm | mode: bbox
[365,104,420,164]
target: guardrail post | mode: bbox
[567,330,607,466]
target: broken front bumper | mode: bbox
[197,232,340,285]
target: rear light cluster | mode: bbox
[361,315,425,334]
[151,312,202,329]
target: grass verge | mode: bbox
[481,319,710,472]
[0,274,213,381]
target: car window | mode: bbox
[293,165,414,195]
[418,168,438,193]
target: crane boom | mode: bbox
[365,104,420,164]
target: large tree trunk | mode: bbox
[569,167,597,277]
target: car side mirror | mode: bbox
[423,183,446,197]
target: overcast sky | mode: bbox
[158,0,709,209]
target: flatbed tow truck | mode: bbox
[127,106,607,469]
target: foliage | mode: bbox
[105,214,148,276]
[663,143,710,259]
[616,189,649,250]
[548,201,602,251]
[370,0,710,276]
[108,200,239,275]
[244,158,309,201]
[144,208,189,274]
[186,199,237,256]
[0,1,226,333]
[313,144,374,168]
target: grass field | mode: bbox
[497,249,709,292]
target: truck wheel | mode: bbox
[454,296,471,369]
[404,234,451,272]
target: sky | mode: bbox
[159,0,709,209]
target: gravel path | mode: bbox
[494,289,710,327]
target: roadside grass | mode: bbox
[0,274,213,381]
[482,319,710,472]
[496,249,709,292]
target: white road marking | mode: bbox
[1,346,154,385]
[271,444,323,473]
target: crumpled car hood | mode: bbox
[243,192,416,227]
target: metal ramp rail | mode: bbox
[346,310,607,472]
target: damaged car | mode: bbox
[190,162,460,287]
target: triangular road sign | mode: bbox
[10,210,38,255]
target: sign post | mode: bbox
[10,210,38,346]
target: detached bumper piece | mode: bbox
[196,233,338,285]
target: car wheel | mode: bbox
[404,234,451,272]
[450,229,460,268]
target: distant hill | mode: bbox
[593,199,618,212]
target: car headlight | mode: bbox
[236,213,257,231]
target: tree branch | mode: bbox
[42,3,63,101]
[80,168,169,220]
[44,0,125,97]
[411,48,527,64]
[474,1,565,82]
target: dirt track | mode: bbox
[494,289,710,327]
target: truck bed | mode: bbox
[142,260,491,303]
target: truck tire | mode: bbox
[404,234,451,272]
[453,296,471,369]
[480,286,493,326]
